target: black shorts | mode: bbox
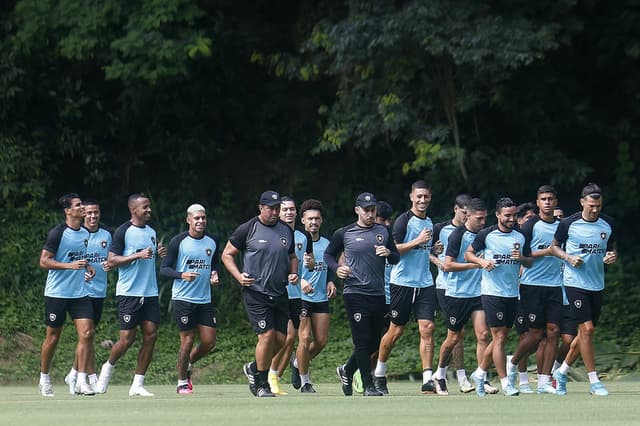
[559,304,578,336]
[300,300,330,317]
[565,287,603,326]
[436,288,447,317]
[389,284,437,325]
[288,298,302,329]
[172,300,217,331]
[519,285,563,329]
[90,297,105,326]
[514,300,528,335]
[117,296,161,330]
[444,296,483,332]
[482,295,518,328]
[44,296,93,328]
[243,289,289,335]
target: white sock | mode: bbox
[435,366,447,380]
[456,369,467,385]
[292,358,298,369]
[68,367,78,379]
[552,360,561,373]
[301,374,310,385]
[422,369,433,383]
[474,368,487,381]
[500,377,509,389]
[77,372,87,385]
[88,373,98,384]
[538,374,549,387]
[132,374,145,388]
[40,372,51,384]
[519,372,529,385]
[374,361,387,377]
[507,358,517,373]
[588,371,599,384]
[557,362,570,375]
[188,362,193,371]
[102,361,114,374]
[178,379,189,387]
[269,368,278,376]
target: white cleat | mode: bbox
[39,382,54,397]
[129,386,154,397]
[64,374,77,395]
[76,381,96,396]
[95,363,112,394]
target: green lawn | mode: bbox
[2,381,639,426]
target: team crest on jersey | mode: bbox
[497,312,504,321]
[529,314,536,323]
[280,237,288,246]
[513,242,520,251]
[151,236,156,245]
[391,310,398,318]
[376,234,384,243]
[449,316,457,326]
[296,242,303,250]
[574,300,582,309]
[123,314,131,323]
[300,308,309,318]
[206,248,212,257]
[101,240,108,248]
[600,232,607,240]
[258,320,267,329]
[49,313,57,322]
[181,316,189,324]
[354,313,362,322]
[517,316,524,325]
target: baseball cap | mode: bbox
[260,190,281,207]
[356,192,378,208]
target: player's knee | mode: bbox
[143,329,158,344]
[546,324,560,338]
[316,335,328,350]
[580,324,596,338]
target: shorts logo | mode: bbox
[528,314,536,323]
[600,232,606,240]
[280,237,288,246]
[376,234,384,243]
[258,320,267,329]
[449,316,457,325]
[101,240,108,248]
[354,313,362,322]
[496,312,504,321]
[48,313,57,322]
[296,242,303,250]
[206,248,212,257]
[391,310,398,318]
[300,308,309,317]
[123,314,131,323]
[574,300,582,309]
[181,316,189,324]
[212,316,217,324]
[517,316,524,325]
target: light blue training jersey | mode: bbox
[286,229,310,299]
[84,227,112,298]
[111,221,159,297]
[444,225,481,298]
[43,223,90,298]
[390,210,434,288]
[471,224,525,298]
[433,220,455,290]
[300,236,332,302]
[519,216,563,287]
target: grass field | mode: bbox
[3,381,639,426]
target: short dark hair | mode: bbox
[466,198,486,213]
[496,197,516,213]
[82,199,100,207]
[128,193,149,209]
[454,194,471,209]
[300,199,322,216]
[411,180,431,192]
[517,202,536,218]
[59,193,81,210]
[376,201,393,220]
[581,182,602,200]
[281,196,296,205]
[537,185,557,197]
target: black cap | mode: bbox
[376,201,393,219]
[356,192,377,208]
[259,190,281,207]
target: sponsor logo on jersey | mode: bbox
[181,316,189,324]
[258,239,268,243]
[353,313,362,322]
[355,238,364,242]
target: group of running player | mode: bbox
[37,181,616,399]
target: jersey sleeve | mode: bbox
[324,227,346,272]
[42,224,65,254]
[471,227,489,253]
[159,234,183,279]
[432,221,448,243]
[228,219,253,250]
[520,217,536,257]
[392,212,410,243]
[553,218,570,246]
[445,226,465,258]
[109,223,129,256]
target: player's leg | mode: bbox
[375,284,409,389]
[296,314,313,389]
[72,317,95,395]
[177,329,196,393]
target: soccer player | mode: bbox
[465,197,532,396]
[551,183,617,396]
[516,203,536,227]
[64,200,111,395]
[506,186,563,394]
[295,199,337,392]
[269,196,313,395]
[221,190,302,397]
[553,208,565,220]
[39,193,95,397]
[96,194,167,396]
[431,194,474,393]
[374,181,443,395]
[434,198,492,396]
[326,192,399,396]
[160,204,220,394]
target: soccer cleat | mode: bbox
[484,380,500,394]
[95,363,112,394]
[421,379,436,394]
[373,376,389,395]
[64,374,77,395]
[128,386,154,397]
[353,369,364,394]
[503,384,520,396]
[459,377,475,393]
[290,357,301,390]
[186,368,193,390]
[589,381,609,396]
[39,382,54,397]
[243,363,258,396]
[536,383,557,395]
[470,372,485,397]
[177,384,193,395]
[435,378,449,395]
[506,355,517,388]
[76,381,96,396]
[300,383,317,393]
[363,386,384,396]
[336,364,353,396]
[256,386,276,397]
[519,383,534,394]
[553,371,567,396]
[268,372,288,395]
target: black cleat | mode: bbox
[300,383,317,393]
[243,363,257,396]
[364,386,384,396]
[421,379,436,394]
[290,357,301,390]
[373,376,389,395]
[336,364,353,396]
[256,386,276,397]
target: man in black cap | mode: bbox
[221,190,302,397]
[325,192,400,396]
